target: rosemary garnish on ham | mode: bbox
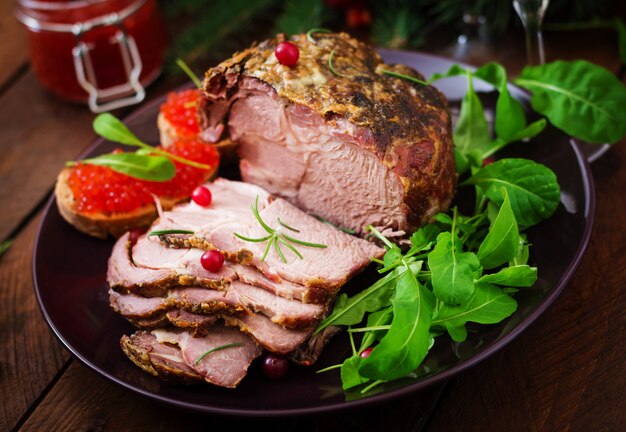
[194,342,243,365]
[234,196,327,263]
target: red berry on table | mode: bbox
[200,250,224,272]
[262,354,289,379]
[275,42,299,67]
[359,347,374,358]
[191,185,212,207]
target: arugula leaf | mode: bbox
[93,113,213,171]
[429,232,481,305]
[314,267,401,334]
[478,265,537,287]
[358,267,435,381]
[341,356,369,390]
[463,158,560,227]
[474,62,526,140]
[76,153,176,181]
[93,113,145,147]
[515,60,626,144]
[432,282,517,342]
[510,235,530,266]
[359,306,393,353]
[477,188,519,269]
[428,64,468,82]
[453,71,491,169]
[407,224,442,255]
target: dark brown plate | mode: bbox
[32,50,594,416]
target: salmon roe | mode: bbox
[68,141,219,214]
[160,89,201,137]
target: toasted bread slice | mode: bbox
[157,112,238,162]
[55,165,217,239]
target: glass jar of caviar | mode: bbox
[15,0,167,112]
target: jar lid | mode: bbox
[15,0,147,34]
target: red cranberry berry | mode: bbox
[200,250,224,272]
[129,227,146,246]
[359,347,374,358]
[191,185,212,207]
[262,354,289,379]
[482,157,496,167]
[275,42,299,67]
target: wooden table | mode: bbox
[1,17,624,432]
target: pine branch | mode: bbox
[275,0,326,36]
[166,0,280,65]
[371,0,425,49]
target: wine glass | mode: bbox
[513,0,549,66]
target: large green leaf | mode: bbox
[515,60,626,144]
[453,72,491,165]
[358,267,435,381]
[432,282,517,342]
[474,62,526,140]
[464,158,560,227]
[477,188,519,269]
[429,232,481,305]
[478,265,537,287]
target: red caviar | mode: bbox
[160,89,201,138]
[68,141,219,214]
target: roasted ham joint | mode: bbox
[108,32,455,388]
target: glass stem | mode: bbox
[514,0,549,65]
[525,21,545,65]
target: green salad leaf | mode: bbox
[477,188,519,269]
[358,266,434,381]
[429,232,481,305]
[478,265,537,287]
[73,153,176,182]
[432,282,517,342]
[464,158,560,227]
[515,60,626,144]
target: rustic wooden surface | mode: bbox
[1,12,624,432]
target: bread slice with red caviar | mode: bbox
[55,141,219,239]
[158,89,237,161]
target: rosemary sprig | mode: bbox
[312,215,356,234]
[234,196,327,263]
[176,58,203,89]
[194,342,243,365]
[148,229,194,237]
[328,49,345,77]
[306,27,331,43]
[381,69,428,86]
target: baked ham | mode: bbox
[198,32,455,238]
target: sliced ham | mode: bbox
[121,326,261,388]
[152,327,261,388]
[109,283,324,329]
[150,179,383,292]
[120,331,203,385]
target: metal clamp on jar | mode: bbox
[16,0,167,112]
